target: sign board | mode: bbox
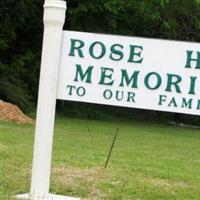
[58,31,200,116]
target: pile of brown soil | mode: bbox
[0,100,33,124]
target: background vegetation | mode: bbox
[0,0,200,123]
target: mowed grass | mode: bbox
[1,116,200,199]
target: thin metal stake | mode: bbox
[87,126,96,158]
[87,127,94,149]
[104,128,119,168]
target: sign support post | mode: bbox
[16,0,79,199]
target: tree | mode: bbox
[0,0,200,123]
[67,0,200,41]
[0,0,43,111]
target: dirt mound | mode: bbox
[0,100,33,124]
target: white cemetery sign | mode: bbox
[16,0,200,200]
[58,31,200,116]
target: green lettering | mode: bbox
[69,39,84,57]
[166,74,182,93]
[127,92,135,102]
[103,89,112,99]
[185,51,200,69]
[76,86,86,96]
[120,70,139,88]
[89,41,106,59]
[110,44,124,61]
[144,72,162,90]
[197,100,200,110]
[182,98,192,109]
[128,45,143,63]
[66,85,76,95]
[99,67,114,85]
[116,90,124,101]
[158,95,167,105]
[168,97,178,107]
[188,76,197,95]
[74,64,93,83]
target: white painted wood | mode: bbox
[16,1,68,199]
[30,0,66,197]
[57,31,200,116]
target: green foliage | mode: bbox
[0,0,200,122]
[0,0,43,111]
[67,0,200,41]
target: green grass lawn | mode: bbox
[1,116,200,199]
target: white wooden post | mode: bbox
[16,0,79,199]
[30,0,66,196]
